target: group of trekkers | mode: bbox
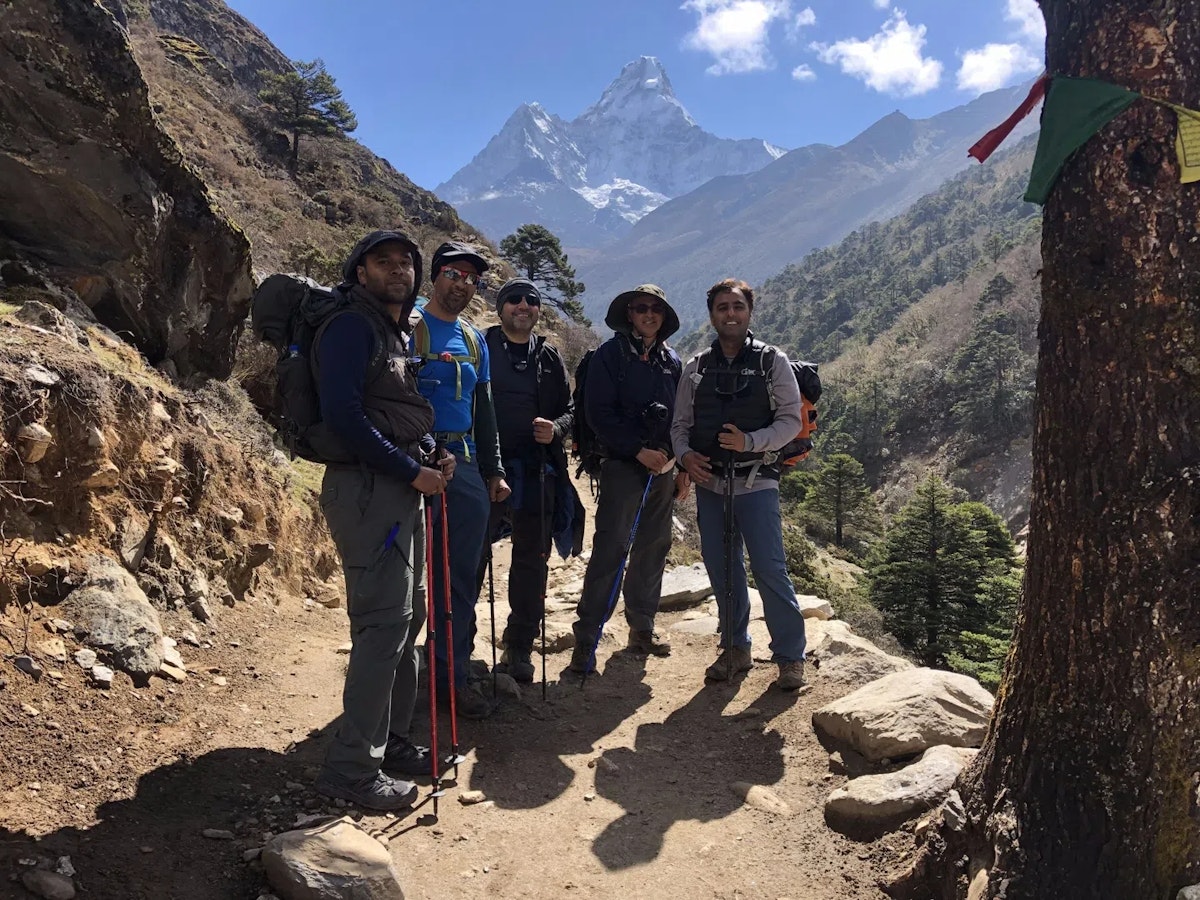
[312,229,810,812]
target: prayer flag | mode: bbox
[1024,77,1140,204]
[969,74,1049,163]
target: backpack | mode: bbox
[250,274,386,462]
[695,343,821,468]
[570,348,604,481]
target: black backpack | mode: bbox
[570,348,603,481]
[250,274,386,462]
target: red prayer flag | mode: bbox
[969,73,1050,163]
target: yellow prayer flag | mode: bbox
[1168,103,1200,184]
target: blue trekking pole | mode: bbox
[580,471,656,689]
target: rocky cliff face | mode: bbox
[0,0,254,380]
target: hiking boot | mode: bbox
[704,646,754,681]
[568,643,595,674]
[314,770,418,812]
[495,647,535,683]
[381,738,432,777]
[777,659,806,691]
[627,629,671,657]
[453,683,497,720]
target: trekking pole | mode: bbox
[723,451,736,682]
[487,545,497,699]
[438,485,466,777]
[538,446,549,702]
[424,501,443,815]
[581,471,656,690]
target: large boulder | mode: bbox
[0,0,253,378]
[810,630,914,687]
[825,745,978,834]
[263,817,405,900]
[812,668,994,762]
[62,557,164,677]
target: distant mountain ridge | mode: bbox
[436,56,784,247]
[575,82,1041,327]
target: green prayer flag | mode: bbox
[1024,77,1141,204]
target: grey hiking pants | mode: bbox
[319,466,426,782]
[573,459,675,648]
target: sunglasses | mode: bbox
[503,295,541,307]
[630,303,665,315]
[441,267,483,287]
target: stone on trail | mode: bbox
[797,594,833,619]
[458,790,487,805]
[824,745,978,834]
[812,668,994,762]
[729,782,791,817]
[21,869,76,900]
[73,649,97,670]
[63,556,164,677]
[657,564,713,611]
[809,631,913,687]
[669,615,719,635]
[263,816,405,900]
[1177,885,1200,900]
[15,654,45,681]
[90,665,114,688]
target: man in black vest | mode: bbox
[311,230,453,810]
[672,278,807,690]
[480,278,582,681]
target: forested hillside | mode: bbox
[680,137,1043,529]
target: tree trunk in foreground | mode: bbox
[888,2,1200,898]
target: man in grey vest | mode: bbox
[312,230,453,810]
[672,278,807,691]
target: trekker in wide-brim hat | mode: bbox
[604,283,680,342]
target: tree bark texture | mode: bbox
[889,2,1200,898]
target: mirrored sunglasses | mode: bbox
[503,294,541,307]
[630,303,665,315]
[441,267,483,286]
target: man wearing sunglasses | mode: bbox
[671,278,807,691]
[412,241,511,720]
[570,284,689,674]
[479,277,584,682]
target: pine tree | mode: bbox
[499,224,589,325]
[867,474,1002,666]
[258,59,358,176]
[801,452,878,547]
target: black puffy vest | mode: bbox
[689,338,775,464]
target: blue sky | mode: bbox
[224,1,1045,191]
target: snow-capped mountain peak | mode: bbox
[435,57,784,246]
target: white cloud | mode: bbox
[812,12,943,96]
[792,63,816,81]
[956,42,1040,92]
[682,0,793,75]
[872,0,889,7]
[786,6,816,41]
[955,0,1044,94]
[1006,0,1045,42]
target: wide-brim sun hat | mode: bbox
[604,283,680,340]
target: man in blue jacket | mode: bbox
[413,241,510,719]
[570,284,690,674]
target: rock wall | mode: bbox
[0,0,253,379]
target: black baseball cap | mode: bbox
[430,241,489,281]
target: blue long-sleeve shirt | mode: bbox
[316,312,431,482]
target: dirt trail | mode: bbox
[1,481,908,899]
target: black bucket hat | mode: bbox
[341,230,423,307]
[495,277,542,312]
[430,241,489,282]
[604,283,679,341]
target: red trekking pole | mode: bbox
[424,501,444,814]
[438,477,466,778]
